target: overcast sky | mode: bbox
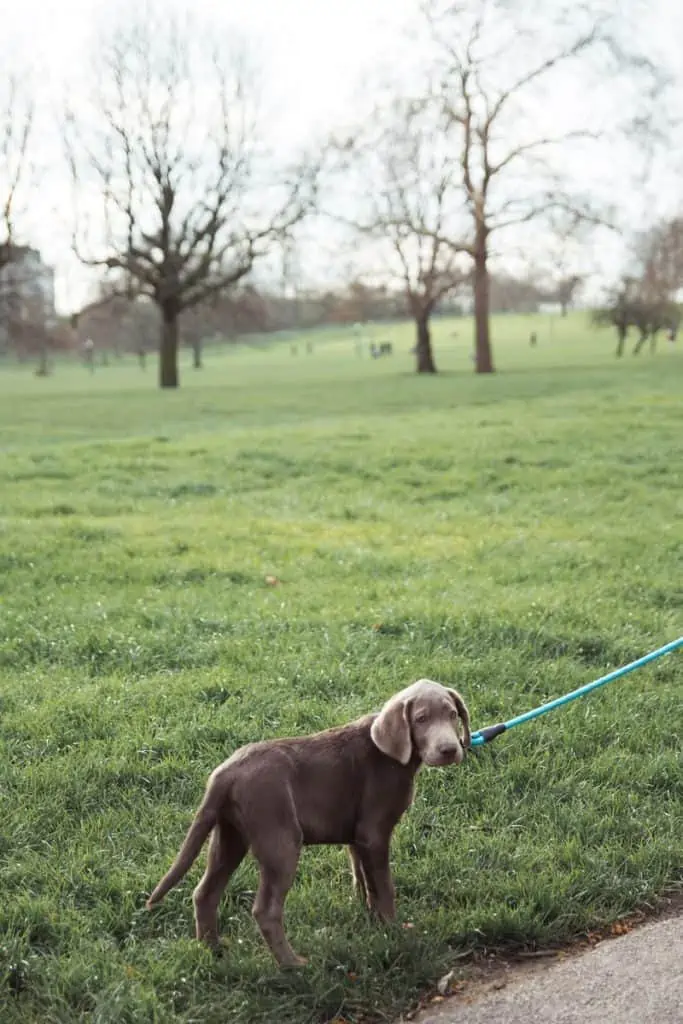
[5,0,683,310]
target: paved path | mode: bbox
[408,913,682,1024]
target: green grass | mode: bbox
[1,313,681,1023]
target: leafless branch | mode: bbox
[483,26,604,133]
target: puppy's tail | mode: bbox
[146,801,217,908]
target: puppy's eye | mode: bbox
[414,710,428,724]
[450,707,459,718]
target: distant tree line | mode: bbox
[20,267,581,371]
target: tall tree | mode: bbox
[592,279,679,358]
[334,98,469,373]
[65,4,318,388]
[0,69,35,349]
[0,73,33,254]
[0,66,62,373]
[525,211,595,315]
[637,216,683,303]
[419,0,662,373]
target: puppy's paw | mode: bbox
[281,954,308,969]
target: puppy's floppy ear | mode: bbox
[371,697,413,765]
[447,689,471,748]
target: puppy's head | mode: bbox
[370,679,471,767]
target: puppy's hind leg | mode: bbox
[251,830,305,967]
[193,822,247,946]
[237,775,307,967]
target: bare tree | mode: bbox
[625,218,683,354]
[0,74,34,253]
[637,216,683,304]
[0,70,36,352]
[181,297,231,369]
[488,271,544,314]
[65,4,318,388]
[592,278,639,358]
[522,211,595,315]
[554,273,583,317]
[335,98,469,372]
[72,283,158,366]
[592,274,680,358]
[592,217,683,356]
[418,0,661,373]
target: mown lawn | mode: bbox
[1,316,681,1023]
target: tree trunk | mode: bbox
[415,312,437,373]
[560,301,568,317]
[615,326,627,357]
[473,236,494,374]
[35,346,50,376]
[159,304,179,388]
[632,328,648,355]
[192,338,202,369]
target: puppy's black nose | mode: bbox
[438,743,460,758]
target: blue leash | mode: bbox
[470,636,683,747]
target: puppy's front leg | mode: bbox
[348,844,370,907]
[354,837,396,923]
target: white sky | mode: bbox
[4,0,683,311]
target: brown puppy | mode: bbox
[146,680,470,966]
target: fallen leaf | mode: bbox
[610,921,632,936]
[264,575,281,586]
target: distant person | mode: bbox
[529,331,537,347]
[83,338,95,373]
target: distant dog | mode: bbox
[146,680,470,966]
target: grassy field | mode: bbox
[1,313,681,1023]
